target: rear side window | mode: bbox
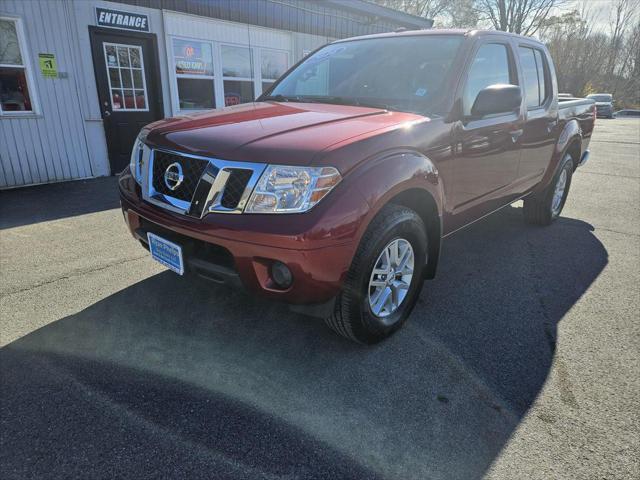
[463,43,513,116]
[519,46,549,109]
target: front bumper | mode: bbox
[119,169,368,305]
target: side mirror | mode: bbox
[471,84,522,118]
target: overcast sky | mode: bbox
[558,0,619,31]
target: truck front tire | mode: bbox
[523,153,574,226]
[325,204,427,344]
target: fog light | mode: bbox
[271,261,293,289]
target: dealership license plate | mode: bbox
[147,232,184,275]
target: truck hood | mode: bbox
[144,102,425,166]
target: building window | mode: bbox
[172,38,215,110]
[103,43,149,111]
[0,17,36,115]
[260,49,288,92]
[221,45,254,106]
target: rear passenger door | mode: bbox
[515,44,558,189]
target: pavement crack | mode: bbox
[578,170,640,179]
[526,239,556,355]
[0,255,149,297]
[590,140,640,146]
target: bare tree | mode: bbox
[371,0,450,20]
[476,0,566,35]
[373,0,480,27]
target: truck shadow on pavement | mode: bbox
[0,177,120,229]
[0,206,607,480]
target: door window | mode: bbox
[519,46,549,109]
[172,38,215,110]
[221,45,254,106]
[103,43,148,111]
[463,43,513,116]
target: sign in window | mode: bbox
[172,38,215,110]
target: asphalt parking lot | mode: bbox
[1,118,638,479]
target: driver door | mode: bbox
[448,41,524,231]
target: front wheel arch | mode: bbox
[387,188,441,279]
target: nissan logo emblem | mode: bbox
[164,162,184,191]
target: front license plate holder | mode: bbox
[147,232,184,275]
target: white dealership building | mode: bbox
[0,0,430,188]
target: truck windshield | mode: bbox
[587,94,612,102]
[263,35,463,115]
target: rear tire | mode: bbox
[325,204,427,344]
[523,153,574,225]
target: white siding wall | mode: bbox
[0,2,333,188]
[0,0,171,188]
[0,0,95,188]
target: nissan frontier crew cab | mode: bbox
[119,29,595,344]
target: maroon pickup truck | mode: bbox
[119,30,595,344]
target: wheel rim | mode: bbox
[551,168,567,216]
[368,238,415,319]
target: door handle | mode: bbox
[509,129,523,143]
[547,120,558,133]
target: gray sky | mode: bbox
[558,0,619,31]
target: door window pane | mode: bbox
[105,46,118,67]
[132,69,143,88]
[519,47,540,108]
[111,89,123,110]
[117,46,130,67]
[534,49,548,104]
[0,19,22,65]
[221,45,252,78]
[130,48,141,68]
[223,80,254,106]
[173,39,213,76]
[121,69,133,88]
[463,43,512,116]
[109,68,121,88]
[135,90,146,109]
[0,67,32,111]
[261,49,288,80]
[177,78,215,110]
[123,89,135,109]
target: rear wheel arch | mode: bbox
[565,139,581,170]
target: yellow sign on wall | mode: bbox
[38,53,57,78]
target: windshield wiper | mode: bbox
[303,95,395,111]
[261,94,320,103]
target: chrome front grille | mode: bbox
[220,169,253,209]
[152,150,209,202]
[141,147,266,217]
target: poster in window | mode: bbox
[173,39,213,76]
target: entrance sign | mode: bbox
[96,7,149,32]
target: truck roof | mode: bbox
[333,28,546,47]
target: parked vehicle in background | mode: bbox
[119,30,596,343]
[558,93,574,98]
[614,109,640,117]
[587,93,615,118]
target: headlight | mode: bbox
[245,165,341,213]
[129,131,148,185]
